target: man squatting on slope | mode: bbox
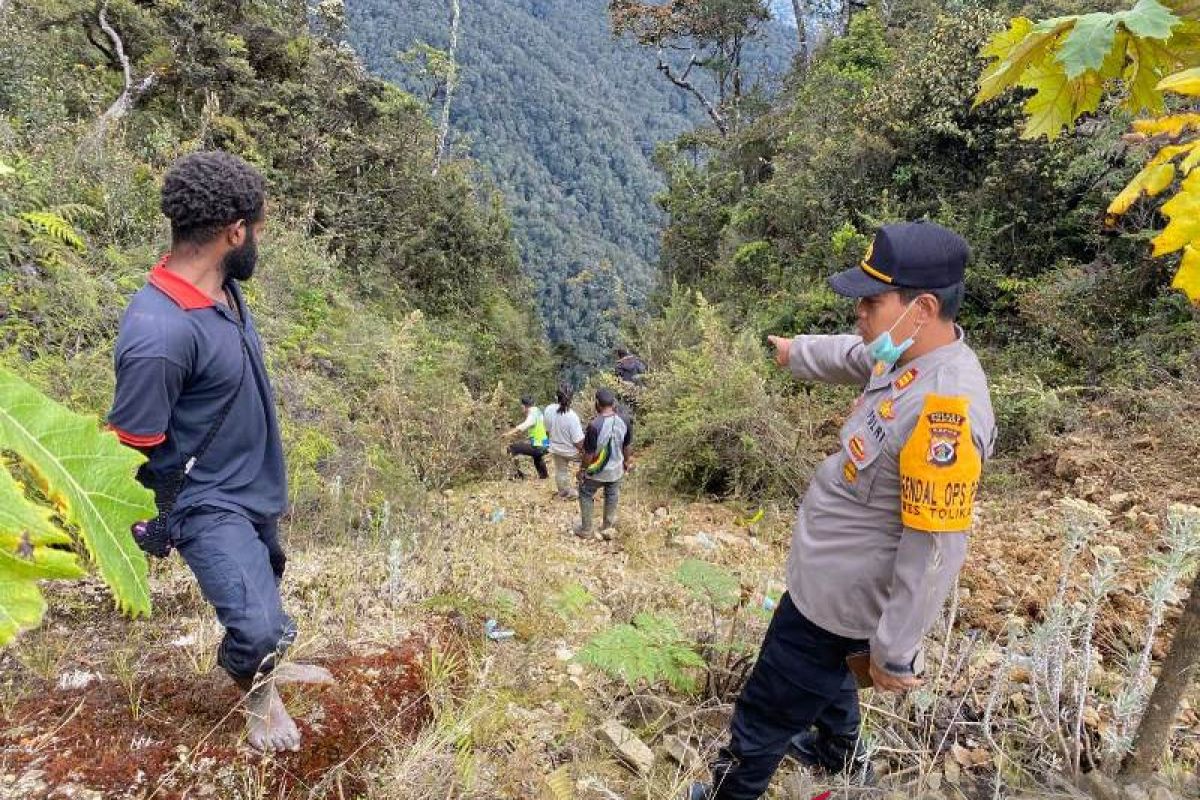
[691,221,996,799]
[108,151,330,753]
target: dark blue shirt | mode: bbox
[108,260,287,523]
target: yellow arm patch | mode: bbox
[899,394,981,533]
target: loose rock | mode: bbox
[1080,771,1122,800]
[599,719,655,775]
[663,733,701,769]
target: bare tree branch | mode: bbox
[433,0,461,175]
[789,0,810,63]
[93,1,156,135]
[657,52,727,136]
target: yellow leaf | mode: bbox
[1172,245,1200,303]
[1180,141,1200,173]
[1019,61,1076,140]
[981,17,1035,62]
[1157,65,1200,94]
[1171,244,1200,303]
[977,19,1072,106]
[1125,35,1175,114]
[1151,170,1200,255]
[1132,112,1200,136]
[1148,143,1191,166]
[1144,162,1177,196]
[1110,146,1194,222]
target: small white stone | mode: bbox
[56,670,99,691]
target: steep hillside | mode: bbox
[346,0,797,372]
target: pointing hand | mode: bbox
[767,335,792,369]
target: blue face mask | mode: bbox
[867,300,922,366]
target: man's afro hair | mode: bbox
[160,151,266,244]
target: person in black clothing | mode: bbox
[614,347,647,384]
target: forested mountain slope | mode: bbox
[346,0,796,371]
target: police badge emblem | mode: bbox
[929,436,957,466]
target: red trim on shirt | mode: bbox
[109,425,166,449]
[147,254,215,310]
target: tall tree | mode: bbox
[789,0,808,59]
[608,0,771,135]
[433,0,461,174]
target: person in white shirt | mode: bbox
[542,383,585,498]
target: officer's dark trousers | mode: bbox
[173,507,296,684]
[507,441,549,479]
[709,592,867,800]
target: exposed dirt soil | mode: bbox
[1,639,431,799]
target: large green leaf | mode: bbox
[0,465,85,643]
[0,368,154,625]
[1120,0,1179,40]
[1058,14,1119,78]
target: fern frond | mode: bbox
[552,582,595,618]
[675,558,741,610]
[49,203,102,223]
[18,211,85,251]
[578,612,704,692]
[544,765,574,800]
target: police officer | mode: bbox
[690,221,996,799]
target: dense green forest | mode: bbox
[344,0,796,373]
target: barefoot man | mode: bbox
[108,151,328,752]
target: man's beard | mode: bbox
[222,231,258,282]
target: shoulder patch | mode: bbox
[899,394,981,533]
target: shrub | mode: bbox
[638,291,828,500]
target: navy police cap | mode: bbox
[829,220,970,298]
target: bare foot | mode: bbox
[245,681,301,753]
[272,662,334,685]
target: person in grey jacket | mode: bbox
[574,388,633,538]
[690,221,996,800]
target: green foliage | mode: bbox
[976,0,1200,304]
[0,369,156,644]
[650,2,1200,401]
[675,559,741,611]
[577,611,706,692]
[975,0,1190,138]
[0,0,553,548]
[346,0,796,374]
[639,291,830,498]
[552,582,596,619]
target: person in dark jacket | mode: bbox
[109,151,330,753]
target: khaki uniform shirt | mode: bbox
[785,329,995,675]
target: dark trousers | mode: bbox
[508,441,548,479]
[173,506,296,683]
[578,476,620,531]
[709,592,867,800]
